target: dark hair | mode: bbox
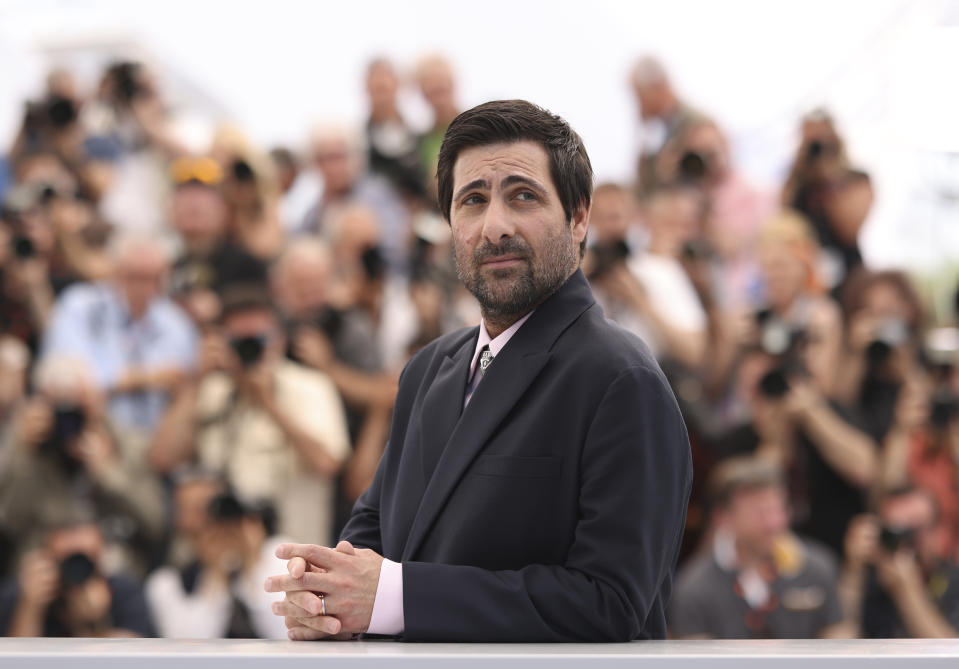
[436,100,593,252]
[840,268,924,333]
[218,284,279,325]
[705,456,786,511]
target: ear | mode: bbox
[570,202,590,248]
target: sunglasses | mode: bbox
[170,157,223,187]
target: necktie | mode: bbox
[465,345,492,407]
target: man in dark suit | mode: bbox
[266,100,692,642]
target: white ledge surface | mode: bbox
[2,638,959,668]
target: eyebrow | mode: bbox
[501,175,548,197]
[453,179,490,204]
[453,175,549,203]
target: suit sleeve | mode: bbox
[401,364,693,641]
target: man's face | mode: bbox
[116,249,166,317]
[881,492,939,567]
[171,185,227,243]
[724,486,790,558]
[590,189,631,244]
[314,137,357,195]
[449,141,587,320]
[275,257,330,318]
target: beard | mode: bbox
[453,226,578,320]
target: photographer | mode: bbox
[9,69,87,171]
[670,457,847,639]
[146,484,288,639]
[89,60,190,236]
[713,212,879,557]
[299,124,409,277]
[0,520,154,637]
[166,156,268,328]
[40,234,197,435]
[148,287,350,546]
[0,355,166,572]
[210,128,284,262]
[0,187,56,354]
[877,364,959,561]
[586,183,707,370]
[841,488,959,638]
[836,269,926,442]
[272,238,395,529]
[781,110,872,294]
[629,56,706,196]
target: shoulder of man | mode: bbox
[555,303,663,382]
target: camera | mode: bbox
[52,404,87,444]
[360,245,387,282]
[59,552,96,588]
[230,335,266,367]
[107,61,145,104]
[207,492,247,522]
[755,311,808,399]
[231,159,256,183]
[588,240,630,280]
[678,151,708,183]
[879,525,916,553]
[12,236,36,260]
[805,139,838,164]
[865,318,910,367]
[930,389,959,430]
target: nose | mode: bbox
[480,196,516,245]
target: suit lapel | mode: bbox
[401,269,597,561]
[417,333,475,481]
[402,347,551,561]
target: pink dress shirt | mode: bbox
[365,312,534,635]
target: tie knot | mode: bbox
[479,346,494,372]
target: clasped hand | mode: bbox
[264,540,383,641]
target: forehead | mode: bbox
[453,141,553,191]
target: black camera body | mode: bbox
[230,335,266,368]
[755,311,808,399]
[879,525,916,553]
[59,552,97,588]
[588,239,630,280]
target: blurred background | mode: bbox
[0,0,958,643]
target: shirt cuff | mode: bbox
[366,558,404,635]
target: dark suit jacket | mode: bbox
[341,269,692,641]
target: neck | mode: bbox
[482,311,528,339]
[481,265,578,338]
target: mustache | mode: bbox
[473,239,532,263]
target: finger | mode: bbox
[285,590,325,615]
[272,598,316,619]
[275,543,343,570]
[334,540,355,556]
[264,571,334,594]
[288,625,334,641]
[288,557,308,579]
[294,615,341,635]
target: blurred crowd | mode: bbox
[0,52,957,641]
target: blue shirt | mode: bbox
[41,282,198,432]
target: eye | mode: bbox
[514,190,537,202]
[462,194,486,206]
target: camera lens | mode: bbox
[12,236,36,259]
[230,335,266,367]
[59,552,96,587]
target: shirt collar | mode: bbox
[468,311,534,379]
